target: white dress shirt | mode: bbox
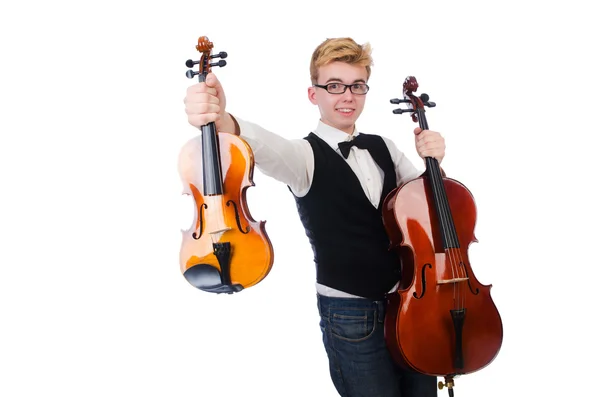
[235,117,423,298]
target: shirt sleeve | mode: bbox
[233,116,314,197]
[380,136,423,186]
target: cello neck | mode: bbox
[396,77,460,250]
[417,108,460,250]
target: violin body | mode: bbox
[179,132,274,293]
[382,177,503,376]
[179,36,273,294]
[383,76,503,393]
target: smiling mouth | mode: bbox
[336,108,354,114]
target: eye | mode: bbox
[328,83,340,90]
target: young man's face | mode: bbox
[308,61,368,134]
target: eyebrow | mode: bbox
[324,78,366,84]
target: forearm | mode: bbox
[228,115,312,194]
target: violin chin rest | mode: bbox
[183,264,244,294]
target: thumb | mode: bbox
[206,72,224,96]
[205,72,226,116]
[414,127,423,135]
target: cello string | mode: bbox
[418,109,461,311]
[419,108,462,311]
[432,159,461,310]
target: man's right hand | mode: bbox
[183,72,236,134]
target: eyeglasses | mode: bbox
[313,82,370,95]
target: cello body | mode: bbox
[382,177,503,375]
[179,36,274,294]
[382,76,503,393]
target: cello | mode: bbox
[178,36,274,294]
[382,76,503,396]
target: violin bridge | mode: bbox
[437,277,469,285]
[209,227,232,235]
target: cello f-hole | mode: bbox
[413,263,432,299]
[460,262,480,295]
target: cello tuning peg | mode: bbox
[185,59,199,68]
[419,93,436,108]
[210,60,227,68]
[392,108,411,114]
[186,70,199,79]
[211,51,227,59]
[390,98,410,104]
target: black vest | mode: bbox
[290,132,401,300]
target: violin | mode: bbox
[178,36,274,294]
[382,76,503,396]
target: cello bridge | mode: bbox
[437,277,469,285]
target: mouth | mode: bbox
[336,108,355,116]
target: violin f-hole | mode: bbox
[192,203,208,239]
[226,200,250,234]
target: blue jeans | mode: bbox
[317,294,438,397]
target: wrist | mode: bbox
[222,113,240,135]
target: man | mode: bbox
[183,37,445,396]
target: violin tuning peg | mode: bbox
[186,70,199,79]
[186,59,199,68]
[211,51,227,59]
[210,60,227,68]
[393,108,411,114]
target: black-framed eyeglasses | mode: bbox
[313,82,370,95]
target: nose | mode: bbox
[340,87,355,101]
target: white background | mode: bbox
[1,1,598,396]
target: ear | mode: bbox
[307,86,318,105]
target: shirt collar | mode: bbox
[313,120,360,151]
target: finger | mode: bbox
[185,92,220,105]
[186,82,218,97]
[414,127,423,135]
[416,138,445,152]
[188,113,221,127]
[417,137,445,152]
[417,143,445,156]
[185,102,221,115]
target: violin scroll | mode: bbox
[185,36,228,81]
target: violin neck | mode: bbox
[417,109,460,250]
[198,73,224,196]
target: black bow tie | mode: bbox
[338,134,370,159]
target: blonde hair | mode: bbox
[310,37,373,84]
